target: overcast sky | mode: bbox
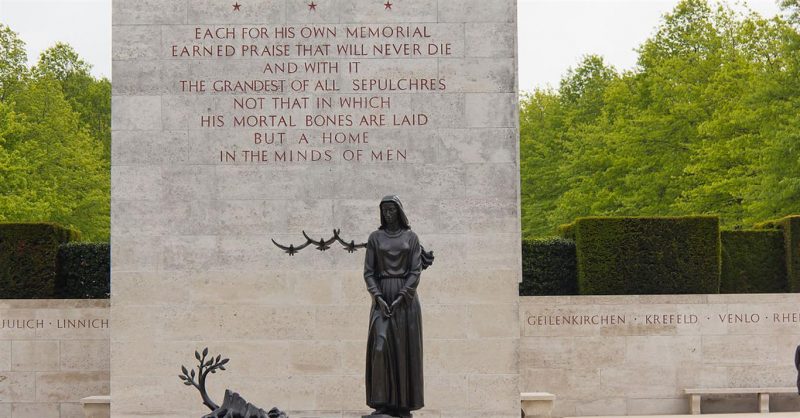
[0,0,785,92]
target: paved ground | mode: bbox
[564,413,800,418]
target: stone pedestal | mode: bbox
[520,392,555,418]
[361,415,409,418]
[81,396,110,418]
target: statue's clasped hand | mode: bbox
[376,295,404,318]
[389,296,403,312]
[376,296,392,318]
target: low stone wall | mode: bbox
[0,300,109,418]
[5,295,798,417]
[520,294,800,417]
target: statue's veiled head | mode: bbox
[379,195,410,230]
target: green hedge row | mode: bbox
[0,223,110,299]
[572,216,721,295]
[720,230,787,293]
[755,215,800,292]
[524,215,799,295]
[520,238,578,296]
[556,223,576,240]
[0,223,79,298]
[56,243,110,299]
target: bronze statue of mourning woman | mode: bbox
[363,196,433,418]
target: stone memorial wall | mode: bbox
[0,300,109,418]
[521,294,800,417]
[112,1,520,417]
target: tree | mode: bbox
[0,28,110,241]
[520,0,800,237]
[34,43,111,156]
[0,24,28,102]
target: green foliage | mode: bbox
[520,0,800,238]
[785,216,800,292]
[55,242,110,299]
[33,43,91,81]
[34,43,111,156]
[753,215,800,291]
[574,216,721,295]
[720,230,787,293]
[557,223,576,240]
[0,223,79,298]
[0,25,110,240]
[0,24,28,102]
[520,238,578,296]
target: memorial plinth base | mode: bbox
[81,396,110,418]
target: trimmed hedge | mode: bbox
[520,238,578,296]
[786,217,800,292]
[56,243,110,299]
[574,216,721,295]
[755,215,800,292]
[720,230,787,293]
[0,223,80,298]
[557,223,576,240]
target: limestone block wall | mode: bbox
[0,300,109,418]
[112,1,521,417]
[520,294,800,417]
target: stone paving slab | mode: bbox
[564,413,800,418]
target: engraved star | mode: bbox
[232,2,241,11]
[384,1,392,10]
[308,1,317,11]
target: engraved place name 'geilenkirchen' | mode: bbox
[169,23,455,165]
[526,311,800,327]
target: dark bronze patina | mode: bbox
[363,196,433,418]
[179,348,288,418]
[272,229,368,255]
[795,345,800,394]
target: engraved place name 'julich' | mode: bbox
[0,319,45,329]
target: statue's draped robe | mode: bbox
[795,345,800,394]
[364,228,424,412]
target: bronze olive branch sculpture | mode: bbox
[179,347,228,411]
[179,348,288,418]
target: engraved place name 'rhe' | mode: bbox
[774,312,800,322]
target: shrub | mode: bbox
[0,223,79,298]
[573,216,720,295]
[56,242,110,299]
[720,230,787,293]
[557,223,576,240]
[520,238,578,296]
[755,215,800,292]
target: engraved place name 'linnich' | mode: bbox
[57,319,109,329]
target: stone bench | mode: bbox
[684,387,796,414]
[521,392,556,418]
[81,396,110,418]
